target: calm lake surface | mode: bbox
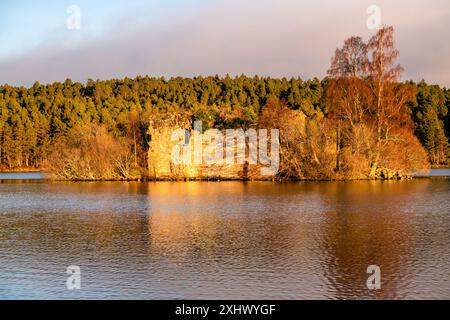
[416,168,450,177]
[0,172,45,180]
[0,174,449,299]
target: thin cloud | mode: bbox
[0,0,449,87]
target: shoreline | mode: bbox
[0,168,43,173]
[1,168,449,182]
[1,175,448,182]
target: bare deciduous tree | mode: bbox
[48,124,134,180]
[327,36,368,79]
[325,26,428,179]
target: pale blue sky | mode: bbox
[0,0,449,86]
[0,0,197,58]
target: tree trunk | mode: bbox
[336,125,341,171]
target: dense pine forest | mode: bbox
[0,76,449,171]
[0,27,449,180]
[0,75,323,170]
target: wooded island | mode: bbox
[0,27,448,181]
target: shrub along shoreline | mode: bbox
[0,172,429,182]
